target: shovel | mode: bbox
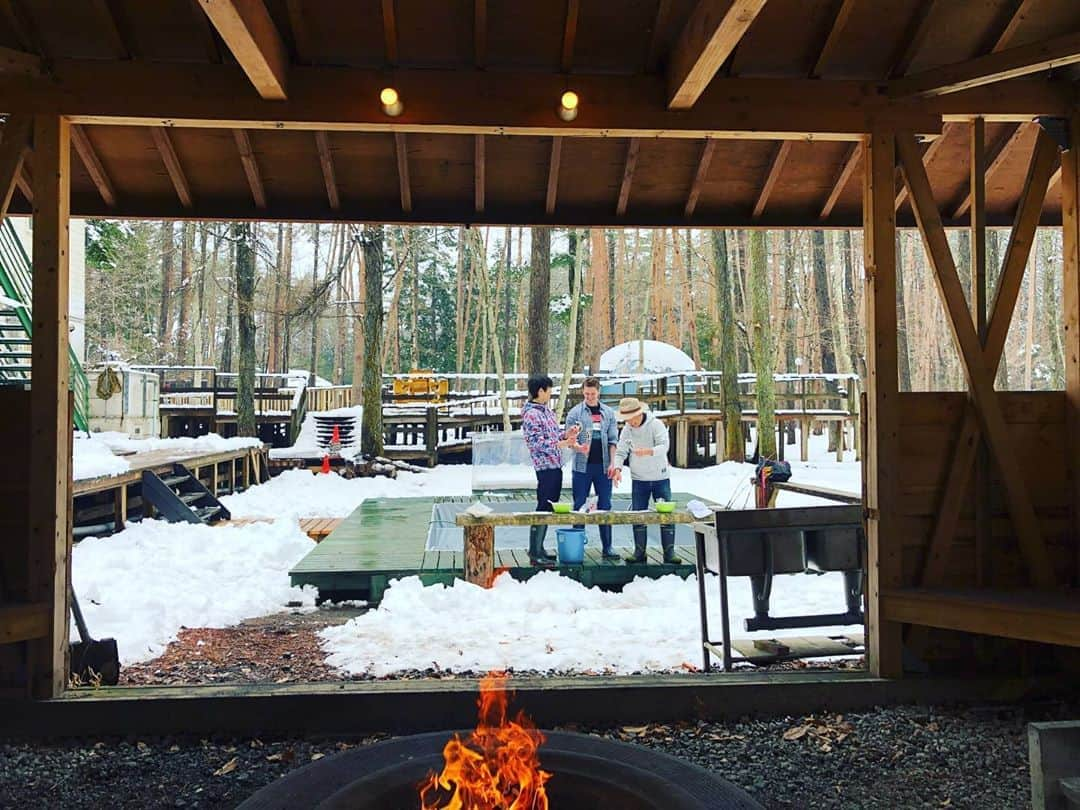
[70,587,120,686]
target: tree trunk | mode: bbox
[556,231,584,422]
[267,223,283,373]
[1024,234,1037,389]
[361,225,385,457]
[895,233,912,391]
[410,228,420,370]
[352,241,366,405]
[987,228,1009,389]
[712,231,744,461]
[309,224,320,385]
[811,230,836,376]
[194,225,207,368]
[749,230,776,459]
[334,228,348,384]
[281,224,293,372]
[1041,229,1064,388]
[157,221,175,351]
[204,226,221,367]
[234,222,257,437]
[527,226,552,374]
[589,228,612,371]
[454,226,466,372]
[220,236,235,372]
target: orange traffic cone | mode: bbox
[321,454,331,474]
[331,424,340,444]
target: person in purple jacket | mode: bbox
[521,374,581,567]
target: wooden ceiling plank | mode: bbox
[819,141,861,220]
[0,0,47,58]
[950,122,1026,219]
[190,0,223,62]
[0,44,40,77]
[394,131,411,213]
[474,0,486,68]
[90,0,135,60]
[894,123,954,210]
[199,0,288,100]
[561,0,579,73]
[985,0,1038,55]
[891,30,1080,98]
[667,0,768,110]
[474,134,484,214]
[233,128,266,208]
[70,124,116,207]
[616,137,640,216]
[314,130,339,210]
[0,114,30,217]
[752,140,793,219]
[810,0,857,79]
[381,0,398,65]
[887,0,936,78]
[645,0,672,73]
[150,127,193,209]
[285,0,312,64]
[684,138,716,217]
[545,136,562,216]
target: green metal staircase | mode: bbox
[0,218,90,431]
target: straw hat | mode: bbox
[617,397,645,421]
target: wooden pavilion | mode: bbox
[1,0,1079,730]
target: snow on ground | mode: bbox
[73,431,262,481]
[320,570,860,676]
[73,518,317,664]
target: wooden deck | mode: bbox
[222,517,342,542]
[289,494,701,603]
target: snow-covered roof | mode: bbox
[598,340,696,375]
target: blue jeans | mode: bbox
[631,479,674,547]
[572,465,613,551]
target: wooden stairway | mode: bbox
[0,305,31,381]
[141,463,231,525]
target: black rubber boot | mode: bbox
[624,530,647,564]
[529,525,555,567]
[600,528,620,560]
[661,534,682,565]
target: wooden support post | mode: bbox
[970,117,992,588]
[463,524,494,587]
[230,457,238,493]
[425,407,438,467]
[863,129,903,679]
[675,419,689,467]
[799,416,809,462]
[677,374,686,414]
[243,454,250,490]
[715,419,724,465]
[1063,111,1080,586]
[113,485,126,532]
[28,114,72,698]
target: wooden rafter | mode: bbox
[809,0,856,79]
[394,131,411,213]
[752,140,792,219]
[0,44,40,76]
[381,0,398,65]
[616,137,640,216]
[684,139,716,217]
[950,122,1026,219]
[199,0,288,100]
[313,130,339,210]
[233,128,266,208]
[545,136,562,216]
[898,130,1055,588]
[474,134,485,214]
[90,0,134,60]
[561,0,579,73]
[667,0,768,110]
[645,0,672,73]
[819,141,860,220]
[1048,165,1062,192]
[891,30,1080,98]
[0,113,30,218]
[190,0,223,62]
[887,0,935,78]
[474,0,486,68]
[150,127,193,208]
[894,124,954,210]
[70,124,116,207]
[285,0,311,64]
[983,0,1037,55]
[1064,112,1080,583]
[15,154,31,204]
[0,0,47,58]
[918,128,1058,590]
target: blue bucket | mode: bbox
[555,528,586,565]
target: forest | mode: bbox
[85,221,1068,397]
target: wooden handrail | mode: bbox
[456,510,696,527]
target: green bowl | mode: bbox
[551,502,572,514]
[654,501,676,513]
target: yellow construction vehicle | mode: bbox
[391,369,449,403]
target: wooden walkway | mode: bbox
[221,517,342,541]
[289,494,701,603]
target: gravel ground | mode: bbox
[2,698,1073,809]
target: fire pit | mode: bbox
[237,730,761,809]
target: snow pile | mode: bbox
[73,434,131,480]
[599,340,696,375]
[270,406,363,461]
[72,518,317,664]
[90,431,262,455]
[320,570,859,676]
[220,465,471,518]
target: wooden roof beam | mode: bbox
[983,0,1038,55]
[70,124,116,207]
[891,30,1080,98]
[819,140,861,220]
[684,139,716,217]
[381,0,397,65]
[0,114,30,217]
[752,140,792,219]
[233,128,266,208]
[0,44,41,77]
[950,122,1026,220]
[0,0,47,58]
[14,153,31,204]
[90,0,136,60]
[285,0,311,64]
[474,134,484,214]
[561,0,579,73]
[394,132,411,213]
[645,0,672,73]
[887,0,935,78]
[809,0,856,79]
[894,123,954,210]
[667,0,768,110]
[150,127,193,209]
[616,137,640,216]
[199,0,288,100]
[314,130,339,210]
[545,136,562,216]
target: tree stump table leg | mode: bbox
[464,524,495,587]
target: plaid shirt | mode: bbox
[521,401,564,471]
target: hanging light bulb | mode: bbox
[558,90,579,122]
[380,86,403,117]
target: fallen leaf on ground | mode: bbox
[213,757,239,776]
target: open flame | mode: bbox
[419,673,550,809]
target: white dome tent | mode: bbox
[598,340,696,376]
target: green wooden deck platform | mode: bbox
[289,493,701,603]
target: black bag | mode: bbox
[755,458,791,483]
